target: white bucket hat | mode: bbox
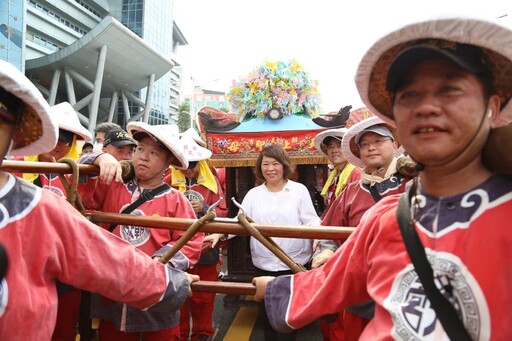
[51,102,92,141]
[0,60,57,157]
[126,122,188,170]
[355,17,512,128]
[180,127,206,147]
[180,135,212,162]
[314,128,347,158]
[342,116,403,169]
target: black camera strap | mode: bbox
[396,191,471,340]
[108,183,170,232]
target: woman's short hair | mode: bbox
[255,144,295,180]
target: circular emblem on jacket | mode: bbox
[119,209,150,246]
[184,189,204,204]
[384,251,489,340]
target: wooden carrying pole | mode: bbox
[158,199,221,265]
[84,211,354,241]
[2,160,354,295]
[1,160,99,175]
[191,281,256,295]
[1,161,354,240]
[237,213,307,273]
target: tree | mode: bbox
[178,101,191,132]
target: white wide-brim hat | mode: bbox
[355,17,512,128]
[127,122,188,170]
[342,116,403,169]
[180,127,206,147]
[314,128,347,158]
[51,102,92,140]
[180,135,212,162]
[0,60,57,157]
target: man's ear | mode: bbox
[487,94,501,126]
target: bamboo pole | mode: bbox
[2,161,354,240]
[236,213,307,273]
[2,160,353,296]
[84,211,354,241]
[159,210,217,264]
[191,281,256,295]
[1,160,99,175]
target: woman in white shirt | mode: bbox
[244,144,320,340]
[244,144,321,273]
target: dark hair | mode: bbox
[82,142,93,150]
[58,129,75,143]
[323,136,337,146]
[187,161,198,170]
[0,86,22,125]
[94,122,122,134]
[255,144,295,180]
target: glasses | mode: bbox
[326,141,342,151]
[357,137,392,150]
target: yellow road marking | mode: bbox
[223,303,259,341]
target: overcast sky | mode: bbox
[173,0,510,114]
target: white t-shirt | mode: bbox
[241,179,321,271]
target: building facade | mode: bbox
[0,0,186,128]
[185,87,230,127]
[1,0,25,71]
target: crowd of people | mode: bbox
[0,14,511,341]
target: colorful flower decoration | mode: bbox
[227,59,321,120]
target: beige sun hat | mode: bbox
[51,102,92,141]
[355,17,512,128]
[180,127,206,147]
[314,128,347,158]
[342,116,403,169]
[0,60,57,157]
[180,135,212,162]
[126,122,188,170]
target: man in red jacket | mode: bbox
[314,128,361,218]
[165,133,228,341]
[78,122,203,340]
[313,116,410,340]
[253,16,512,340]
[0,60,198,341]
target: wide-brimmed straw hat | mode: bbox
[342,116,402,169]
[0,60,57,157]
[355,17,512,128]
[126,122,188,170]
[180,135,212,162]
[314,128,347,158]
[51,102,92,141]
[180,127,206,147]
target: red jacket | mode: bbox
[77,154,203,331]
[0,175,190,340]
[265,174,512,339]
